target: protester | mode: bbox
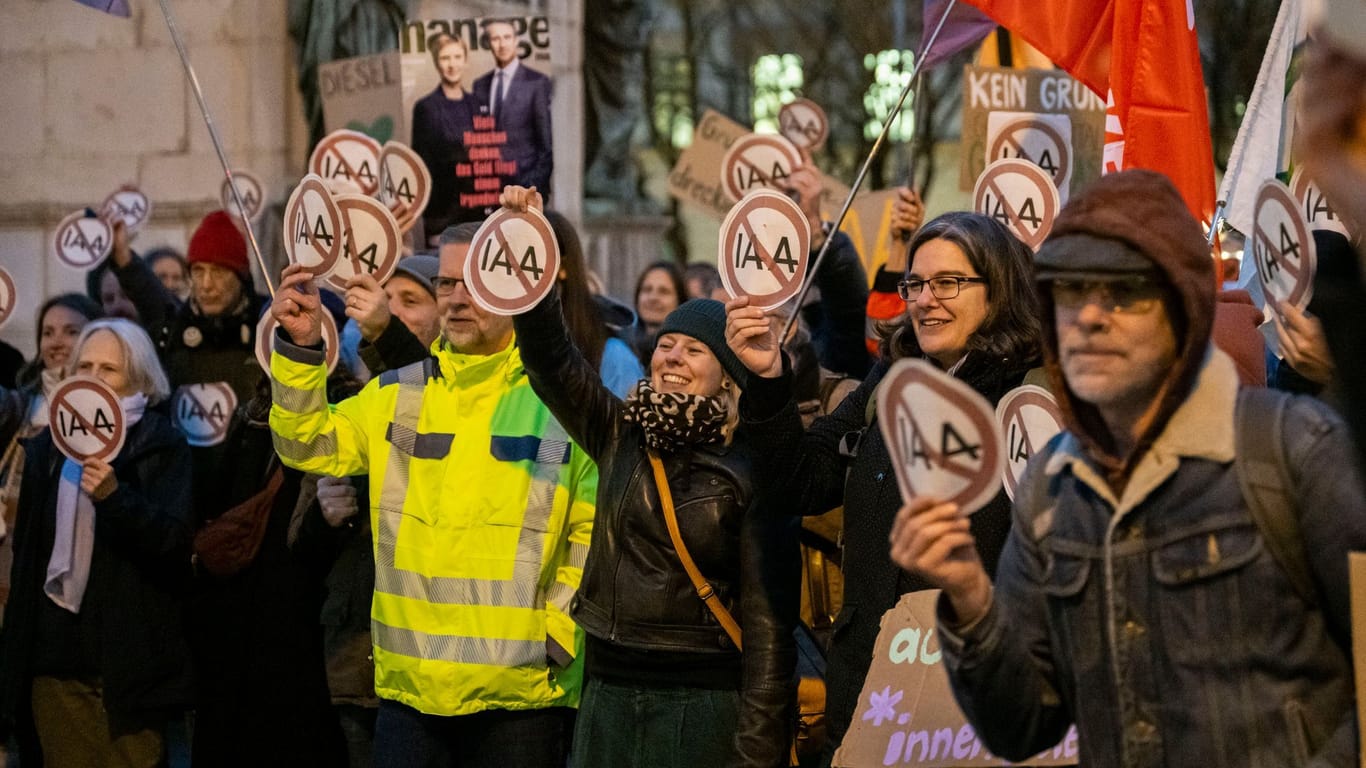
[684,262,725,301]
[733,211,1042,765]
[146,248,191,304]
[1269,229,1351,400]
[631,260,685,364]
[783,152,875,379]
[0,318,193,768]
[891,170,1365,766]
[339,253,443,381]
[498,184,798,767]
[268,229,597,766]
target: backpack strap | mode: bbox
[1234,387,1318,606]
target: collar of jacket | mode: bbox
[1044,346,1237,516]
[433,335,525,386]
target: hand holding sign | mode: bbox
[464,208,561,316]
[272,264,325,347]
[723,295,783,379]
[877,358,1004,515]
[718,189,811,310]
[48,376,126,463]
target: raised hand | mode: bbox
[272,263,324,347]
[724,295,782,379]
[1275,303,1335,384]
[81,458,118,501]
[499,185,544,213]
[888,496,993,627]
[345,273,391,342]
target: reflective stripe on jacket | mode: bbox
[269,334,596,716]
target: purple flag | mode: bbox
[73,0,131,17]
[920,0,996,69]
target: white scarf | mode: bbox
[44,392,146,613]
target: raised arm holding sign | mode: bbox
[272,264,325,347]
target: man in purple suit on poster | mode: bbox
[472,19,554,196]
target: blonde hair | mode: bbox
[67,318,171,405]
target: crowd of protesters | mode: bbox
[0,24,1365,768]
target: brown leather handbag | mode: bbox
[193,464,284,578]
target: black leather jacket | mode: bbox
[514,291,799,768]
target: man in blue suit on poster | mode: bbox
[473,18,554,196]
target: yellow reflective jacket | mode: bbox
[269,335,595,717]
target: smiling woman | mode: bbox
[736,210,1045,762]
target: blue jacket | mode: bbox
[939,350,1363,767]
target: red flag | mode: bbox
[963,0,1216,225]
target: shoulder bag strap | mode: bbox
[647,449,744,651]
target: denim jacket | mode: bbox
[938,351,1362,767]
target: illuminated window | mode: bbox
[753,53,804,133]
[864,49,916,142]
[652,54,694,150]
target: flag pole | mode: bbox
[155,0,275,297]
[779,0,958,343]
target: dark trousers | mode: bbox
[570,677,739,768]
[372,700,573,768]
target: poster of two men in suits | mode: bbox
[408,15,554,240]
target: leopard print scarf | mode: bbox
[622,380,728,453]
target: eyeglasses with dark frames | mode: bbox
[897,276,989,301]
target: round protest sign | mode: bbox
[778,98,829,151]
[379,141,432,234]
[283,174,344,278]
[717,189,811,310]
[994,385,1064,501]
[464,208,561,316]
[973,159,1060,251]
[987,116,1072,193]
[876,359,1004,515]
[255,305,340,376]
[221,170,265,221]
[720,133,803,202]
[54,211,113,269]
[1289,168,1350,238]
[309,129,382,196]
[1252,179,1316,312]
[171,383,238,448]
[48,375,126,463]
[324,194,401,292]
[100,187,152,235]
[0,267,16,330]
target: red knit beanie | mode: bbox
[188,211,249,280]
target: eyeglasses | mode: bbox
[1050,278,1163,314]
[897,276,988,301]
[433,277,468,296]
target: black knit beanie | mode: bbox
[657,299,750,390]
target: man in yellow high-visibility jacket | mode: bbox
[267,224,595,767]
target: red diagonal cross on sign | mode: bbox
[56,396,117,453]
[738,215,797,291]
[490,224,538,294]
[1256,226,1306,283]
[899,406,983,483]
[184,388,230,431]
[987,178,1032,237]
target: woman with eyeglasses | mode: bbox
[729,210,1043,766]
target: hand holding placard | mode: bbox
[723,295,782,379]
[273,264,325,347]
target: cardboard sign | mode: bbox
[995,385,1064,501]
[325,194,402,291]
[100,187,152,235]
[255,308,341,375]
[379,140,432,234]
[985,112,1072,201]
[1252,179,1316,311]
[0,267,16,330]
[283,175,345,277]
[48,376,126,463]
[309,129,383,196]
[1289,168,1350,238]
[973,159,1060,251]
[464,207,561,316]
[221,170,265,221]
[53,211,113,269]
[960,65,1106,195]
[1351,551,1366,758]
[720,132,803,203]
[833,590,1078,767]
[171,383,238,448]
[779,98,829,151]
[717,189,811,310]
[877,359,1004,515]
